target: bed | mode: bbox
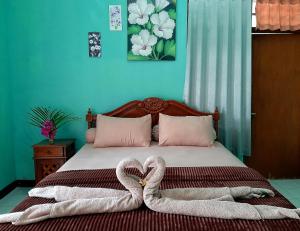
[1,97,299,231]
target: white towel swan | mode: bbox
[0,158,144,225]
[142,156,300,220]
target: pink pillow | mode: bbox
[94,114,152,147]
[159,113,216,146]
[86,128,96,143]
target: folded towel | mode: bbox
[143,156,300,220]
[0,158,144,225]
[15,195,139,225]
[0,212,23,224]
[160,186,274,201]
[29,186,129,201]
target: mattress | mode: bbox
[58,142,245,171]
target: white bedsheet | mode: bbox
[58,142,245,172]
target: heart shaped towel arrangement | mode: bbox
[0,156,299,225]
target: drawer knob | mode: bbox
[47,150,52,154]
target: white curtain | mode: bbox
[184,0,252,158]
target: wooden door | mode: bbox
[246,34,300,178]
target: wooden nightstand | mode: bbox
[33,139,75,183]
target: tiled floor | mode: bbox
[269,179,300,207]
[0,181,300,214]
[0,187,31,214]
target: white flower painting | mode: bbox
[127,0,176,61]
[151,11,175,39]
[131,30,157,56]
[128,0,154,25]
[155,0,169,11]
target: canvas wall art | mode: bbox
[127,0,176,61]
[88,32,102,58]
[109,5,122,31]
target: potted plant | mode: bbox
[29,107,79,144]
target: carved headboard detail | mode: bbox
[86,97,220,137]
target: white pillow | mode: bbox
[86,128,96,143]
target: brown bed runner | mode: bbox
[0,167,299,231]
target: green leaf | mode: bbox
[128,25,142,35]
[128,52,151,61]
[146,21,152,31]
[168,9,176,20]
[164,40,176,57]
[29,114,43,125]
[32,107,49,121]
[28,107,79,129]
[156,40,164,54]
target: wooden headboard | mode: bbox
[86,97,220,136]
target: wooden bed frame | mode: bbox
[86,97,220,136]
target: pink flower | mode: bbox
[41,120,56,139]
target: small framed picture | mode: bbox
[88,32,102,58]
[109,5,122,31]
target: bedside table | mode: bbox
[33,139,75,183]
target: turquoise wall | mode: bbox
[0,0,16,189]
[5,0,187,180]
